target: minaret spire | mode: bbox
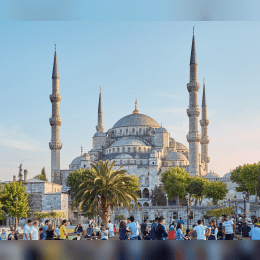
[200,79,210,173]
[49,43,62,183]
[81,145,83,156]
[132,98,139,114]
[96,87,105,132]
[186,28,201,176]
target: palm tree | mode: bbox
[73,160,140,226]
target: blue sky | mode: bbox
[0,21,259,181]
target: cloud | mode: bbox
[0,125,45,151]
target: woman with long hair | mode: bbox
[175,223,188,240]
[208,221,218,240]
[46,224,58,240]
[119,221,133,240]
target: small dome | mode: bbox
[94,131,106,137]
[203,172,220,178]
[155,127,167,133]
[223,172,231,178]
[113,113,160,128]
[176,142,188,151]
[165,152,188,161]
[115,154,133,159]
[71,156,83,165]
[110,137,148,147]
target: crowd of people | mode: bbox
[1,214,260,241]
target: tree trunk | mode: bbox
[101,197,110,227]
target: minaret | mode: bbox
[132,98,139,114]
[200,79,210,173]
[49,43,62,183]
[96,86,105,132]
[186,27,201,176]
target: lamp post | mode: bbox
[242,191,247,216]
[96,195,101,227]
[14,197,18,229]
[234,195,238,219]
[185,192,190,229]
[228,199,231,208]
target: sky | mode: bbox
[0,21,259,181]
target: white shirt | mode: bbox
[108,223,113,232]
[23,224,31,240]
[101,230,109,240]
[29,226,39,240]
[193,225,207,240]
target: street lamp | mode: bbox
[228,199,231,208]
[242,191,247,216]
[96,195,101,227]
[185,192,190,229]
[14,197,18,229]
[234,195,238,219]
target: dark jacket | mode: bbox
[8,233,18,240]
[241,225,251,237]
[155,224,168,240]
[150,222,158,240]
[141,223,147,234]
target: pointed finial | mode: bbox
[193,26,195,35]
[81,145,83,156]
[203,78,205,85]
[55,42,56,52]
[132,98,139,114]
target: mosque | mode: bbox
[49,28,211,209]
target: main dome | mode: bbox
[113,114,160,128]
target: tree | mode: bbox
[18,163,23,182]
[187,177,209,205]
[161,167,191,206]
[150,186,167,206]
[206,206,235,225]
[34,167,48,182]
[1,181,29,219]
[72,160,140,226]
[203,181,228,205]
[231,162,260,204]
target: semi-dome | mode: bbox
[223,172,231,178]
[110,137,148,147]
[176,142,188,151]
[115,154,133,159]
[165,152,188,161]
[113,114,160,128]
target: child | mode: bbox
[113,225,117,235]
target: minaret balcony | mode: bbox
[186,133,201,142]
[187,82,200,93]
[50,94,62,102]
[49,117,62,126]
[200,137,209,144]
[200,119,209,126]
[187,108,200,117]
[49,141,62,149]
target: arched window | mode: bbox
[117,148,120,152]
[134,160,136,164]
[139,128,142,135]
[109,149,111,154]
[113,148,115,153]
[122,147,125,152]
[143,202,149,207]
[134,147,136,152]
[144,147,146,152]
[126,128,128,135]
[112,131,114,137]
[140,160,143,165]
[114,130,117,136]
[120,129,122,135]
[145,177,149,185]
[120,160,122,164]
[128,147,130,152]
[139,147,141,152]
[132,128,135,134]
[143,188,149,199]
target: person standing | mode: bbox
[241,222,251,237]
[135,220,140,240]
[222,214,236,240]
[208,221,218,240]
[249,224,260,240]
[107,221,114,237]
[29,221,39,240]
[150,217,159,240]
[169,216,173,226]
[190,220,209,240]
[141,219,148,238]
[60,220,68,240]
[46,224,58,240]
[126,216,138,240]
[42,220,50,240]
[155,217,168,240]
[55,225,60,238]
[176,223,187,240]
[119,221,132,240]
[23,220,33,240]
[177,217,185,226]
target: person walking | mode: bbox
[60,220,68,240]
[46,224,58,240]
[108,221,114,237]
[119,221,132,240]
[208,221,218,240]
[190,220,210,240]
[155,217,168,240]
[42,220,50,240]
[217,223,224,240]
[126,216,138,240]
[29,221,39,240]
[150,217,159,240]
[222,214,235,240]
[177,217,185,226]
[23,220,33,240]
